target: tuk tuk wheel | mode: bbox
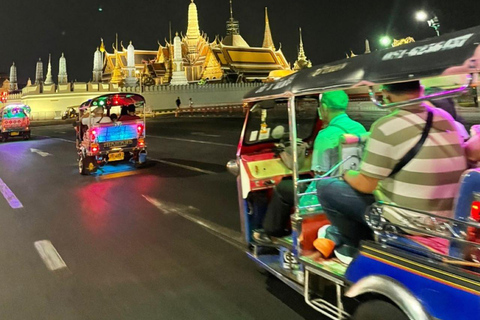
[1,134,8,142]
[79,156,96,175]
[23,132,30,140]
[353,300,408,320]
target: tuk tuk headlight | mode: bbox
[226,159,240,176]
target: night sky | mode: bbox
[1,0,479,84]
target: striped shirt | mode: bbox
[360,103,467,227]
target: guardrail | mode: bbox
[152,103,246,117]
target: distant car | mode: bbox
[62,107,79,120]
[0,104,31,142]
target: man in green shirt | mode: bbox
[312,93,367,174]
[254,90,366,243]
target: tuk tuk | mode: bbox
[62,106,79,120]
[0,104,31,142]
[228,26,480,319]
[75,93,147,175]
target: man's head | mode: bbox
[127,104,136,115]
[382,81,423,103]
[93,106,104,116]
[319,90,349,124]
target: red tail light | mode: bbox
[137,138,145,148]
[137,124,144,135]
[471,201,480,221]
[90,129,97,141]
[91,143,99,154]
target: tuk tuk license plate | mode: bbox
[108,152,124,161]
[10,132,19,136]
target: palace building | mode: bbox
[99,0,292,85]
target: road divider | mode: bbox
[0,178,23,209]
[34,240,68,272]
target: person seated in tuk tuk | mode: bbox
[315,81,467,264]
[253,90,367,244]
[118,104,140,121]
[81,106,112,127]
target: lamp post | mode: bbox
[379,36,392,48]
[415,10,440,36]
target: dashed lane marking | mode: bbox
[34,240,68,272]
[147,135,236,147]
[0,178,23,209]
[150,158,216,175]
[143,195,244,250]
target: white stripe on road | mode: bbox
[150,158,216,175]
[0,178,23,209]
[53,138,75,144]
[143,195,244,250]
[147,135,236,147]
[34,240,68,272]
[191,132,222,138]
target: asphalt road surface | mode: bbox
[0,117,325,320]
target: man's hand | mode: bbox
[343,170,379,194]
[466,134,480,162]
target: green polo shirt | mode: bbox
[311,113,366,172]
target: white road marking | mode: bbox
[34,240,68,272]
[143,195,244,250]
[147,135,236,147]
[191,132,221,138]
[150,158,216,174]
[30,148,53,157]
[0,178,23,209]
[53,138,75,144]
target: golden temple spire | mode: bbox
[262,7,275,50]
[186,0,201,40]
[100,38,105,53]
[293,28,312,71]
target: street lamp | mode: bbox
[415,10,440,36]
[379,36,392,48]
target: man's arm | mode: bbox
[465,134,480,161]
[343,170,380,194]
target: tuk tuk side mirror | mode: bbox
[226,159,240,176]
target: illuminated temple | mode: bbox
[100,0,291,85]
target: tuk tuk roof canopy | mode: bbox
[1,104,31,114]
[80,93,145,110]
[244,25,480,102]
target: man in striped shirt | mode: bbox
[316,81,467,263]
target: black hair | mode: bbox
[383,81,421,94]
[128,104,136,113]
[120,106,128,116]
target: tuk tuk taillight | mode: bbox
[137,138,145,148]
[91,143,99,154]
[471,201,480,221]
[90,129,97,141]
[137,124,144,136]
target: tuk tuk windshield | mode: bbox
[244,97,318,145]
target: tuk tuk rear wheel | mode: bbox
[23,132,30,140]
[1,134,8,142]
[353,300,408,320]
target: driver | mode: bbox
[253,90,366,243]
[315,81,467,264]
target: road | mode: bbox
[0,117,322,320]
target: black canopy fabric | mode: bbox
[244,25,480,102]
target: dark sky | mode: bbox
[1,0,479,84]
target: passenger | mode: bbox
[118,104,140,121]
[81,106,112,127]
[110,113,118,122]
[253,90,366,243]
[315,81,467,264]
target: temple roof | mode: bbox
[222,34,249,47]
